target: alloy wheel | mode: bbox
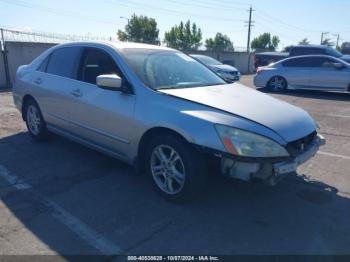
[26,105,41,135]
[150,145,186,195]
[269,76,286,91]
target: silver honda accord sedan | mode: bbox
[13,42,325,201]
[254,55,350,92]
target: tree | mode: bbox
[251,33,280,51]
[282,45,294,52]
[117,14,159,45]
[164,20,202,51]
[321,38,334,47]
[299,38,310,45]
[205,33,234,52]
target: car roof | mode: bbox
[256,52,289,56]
[276,54,344,64]
[53,41,175,52]
[293,45,328,49]
[189,54,210,58]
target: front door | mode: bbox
[68,47,137,161]
[309,57,349,91]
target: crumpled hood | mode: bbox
[159,83,317,143]
[211,64,238,72]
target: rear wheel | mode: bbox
[266,76,287,92]
[145,134,208,202]
[24,99,48,140]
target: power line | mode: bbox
[0,0,124,26]
[198,0,250,8]
[255,8,323,33]
[164,0,247,11]
[105,0,246,22]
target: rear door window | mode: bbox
[46,47,82,79]
[282,57,313,67]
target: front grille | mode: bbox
[229,71,238,76]
[286,131,317,157]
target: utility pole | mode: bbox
[245,6,255,73]
[246,6,254,53]
[321,32,329,45]
[335,34,340,49]
[1,28,11,88]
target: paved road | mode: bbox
[0,76,350,256]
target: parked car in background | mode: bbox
[289,45,350,63]
[190,54,240,82]
[254,45,350,69]
[13,42,325,201]
[254,52,289,68]
[254,55,350,92]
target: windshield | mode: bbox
[120,49,226,90]
[193,55,223,66]
[325,47,342,57]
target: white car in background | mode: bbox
[254,55,350,92]
[190,54,240,82]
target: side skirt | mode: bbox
[47,124,132,165]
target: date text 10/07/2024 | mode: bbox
[127,256,220,261]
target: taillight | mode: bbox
[256,67,264,75]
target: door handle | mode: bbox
[34,78,42,85]
[71,89,82,97]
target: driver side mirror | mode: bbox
[96,74,123,91]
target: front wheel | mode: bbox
[266,76,287,92]
[145,134,208,202]
[24,99,48,140]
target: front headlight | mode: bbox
[215,124,289,158]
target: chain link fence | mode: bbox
[0,27,119,43]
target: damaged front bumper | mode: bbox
[221,134,326,185]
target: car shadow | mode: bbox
[1,132,350,256]
[257,87,350,102]
[0,88,11,93]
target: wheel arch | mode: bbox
[136,126,193,173]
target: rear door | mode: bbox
[32,46,83,129]
[281,57,313,89]
[309,57,349,91]
[67,47,137,161]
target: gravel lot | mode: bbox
[1,75,350,256]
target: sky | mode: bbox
[0,0,349,50]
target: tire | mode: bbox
[24,99,48,141]
[145,134,208,202]
[266,76,287,92]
